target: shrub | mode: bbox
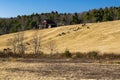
[75,52,85,58]
[86,51,99,59]
[64,49,72,58]
[102,53,120,59]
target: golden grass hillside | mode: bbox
[0,20,120,54]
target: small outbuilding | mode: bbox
[38,20,57,29]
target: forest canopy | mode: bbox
[0,6,120,35]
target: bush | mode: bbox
[86,51,99,59]
[64,49,72,58]
[102,53,120,59]
[75,52,85,58]
[0,50,120,60]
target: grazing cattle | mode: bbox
[57,32,66,36]
[26,42,30,45]
[7,48,12,52]
[87,26,90,29]
[3,48,7,52]
[82,23,86,27]
[73,27,80,31]
[3,48,12,53]
[82,23,90,29]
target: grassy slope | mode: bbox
[0,20,120,54]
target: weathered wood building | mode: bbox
[38,20,57,29]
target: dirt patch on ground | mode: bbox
[0,59,120,80]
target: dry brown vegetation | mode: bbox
[0,49,119,79]
[0,59,120,80]
[0,51,120,60]
[0,20,120,79]
[0,20,120,54]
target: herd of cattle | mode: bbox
[2,23,88,53]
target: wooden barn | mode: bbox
[38,20,57,29]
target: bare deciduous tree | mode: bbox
[17,31,26,54]
[32,30,42,54]
[8,31,26,54]
[46,39,57,55]
[8,34,18,54]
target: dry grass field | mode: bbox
[0,21,120,80]
[0,20,120,54]
[0,59,120,80]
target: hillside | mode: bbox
[0,20,120,54]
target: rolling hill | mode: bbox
[0,20,120,54]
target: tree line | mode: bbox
[0,6,120,35]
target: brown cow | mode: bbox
[3,48,12,53]
[82,23,86,27]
